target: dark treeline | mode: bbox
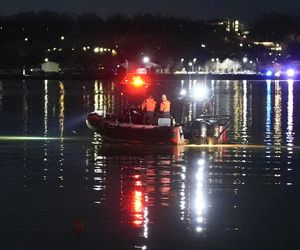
[0,11,300,70]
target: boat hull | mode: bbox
[86,111,186,145]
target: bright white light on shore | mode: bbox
[112,49,117,56]
[180,89,187,96]
[143,56,150,63]
[24,37,28,41]
[266,70,272,77]
[286,69,295,78]
[243,57,248,63]
[61,36,64,40]
[274,71,281,77]
[44,58,49,62]
[94,47,100,53]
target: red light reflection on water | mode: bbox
[131,175,144,227]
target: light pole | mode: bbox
[243,57,248,72]
[189,62,193,72]
[181,58,184,72]
[188,62,193,82]
[143,56,150,73]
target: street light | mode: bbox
[189,62,193,72]
[180,58,185,72]
[193,58,197,72]
[143,56,150,64]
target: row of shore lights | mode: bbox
[45,45,117,56]
[24,35,118,56]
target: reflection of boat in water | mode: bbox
[86,111,229,145]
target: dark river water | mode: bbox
[0,79,300,249]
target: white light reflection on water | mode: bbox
[264,80,272,146]
[241,80,248,144]
[94,80,103,112]
[286,80,294,183]
[43,80,49,180]
[58,82,65,188]
[286,80,294,148]
[232,81,243,142]
[91,135,106,203]
[44,80,48,138]
[273,80,282,147]
[179,165,186,221]
[193,156,207,233]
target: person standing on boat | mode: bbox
[159,94,171,118]
[141,93,156,125]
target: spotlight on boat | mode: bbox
[286,68,295,78]
[192,86,209,101]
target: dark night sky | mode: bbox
[1,0,299,22]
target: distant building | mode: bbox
[120,61,139,73]
[206,18,245,34]
[120,60,161,73]
[41,61,60,73]
[253,42,283,51]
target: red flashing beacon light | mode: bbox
[119,74,150,94]
[132,75,145,88]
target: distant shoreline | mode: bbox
[0,73,298,81]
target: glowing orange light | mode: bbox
[132,76,145,87]
[134,190,143,212]
[135,181,142,186]
[131,188,144,227]
[133,220,143,225]
[135,214,143,220]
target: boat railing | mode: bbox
[184,114,230,126]
[182,114,231,139]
